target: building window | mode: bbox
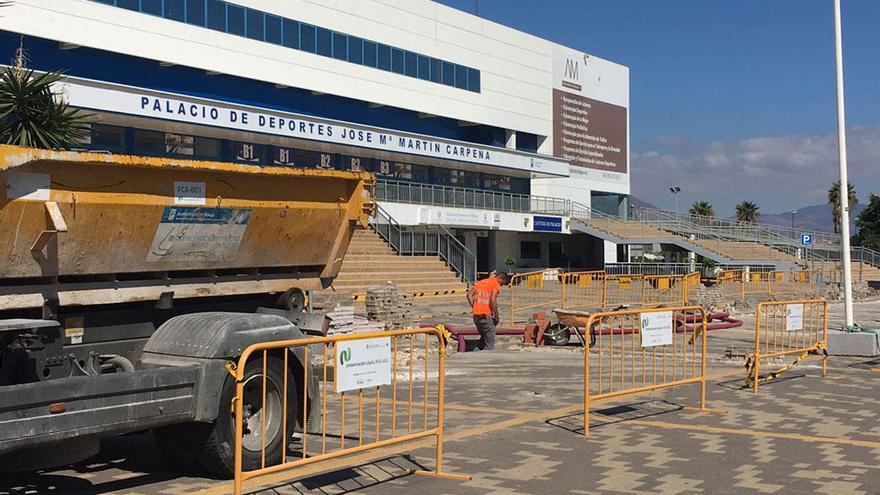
[316,27,332,57]
[282,19,299,48]
[273,146,295,166]
[117,0,140,11]
[165,133,194,155]
[141,0,162,16]
[226,4,244,36]
[265,14,282,45]
[377,44,392,71]
[232,141,264,163]
[194,136,223,159]
[450,169,479,188]
[245,8,264,41]
[405,51,418,78]
[164,0,186,21]
[92,0,481,93]
[300,24,316,53]
[296,149,335,169]
[90,124,126,150]
[206,0,225,31]
[186,0,206,26]
[391,48,405,75]
[132,129,165,156]
[363,40,377,67]
[521,241,541,260]
[347,36,363,64]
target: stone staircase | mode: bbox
[330,228,470,296]
[692,240,802,265]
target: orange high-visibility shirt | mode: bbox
[471,277,501,316]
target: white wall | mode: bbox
[379,201,570,234]
[4,0,627,164]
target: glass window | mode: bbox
[186,0,205,26]
[343,156,365,172]
[226,4,244,36]
[245,8,263,41]
[90,124,126,150]
[316,28,332,57]
[232,142,265,163]
[194,137,223,159]
[206,0,225,31]
[442,61,455,86]
[273,146,296,166]
[93,0,114,3]
[468,68,481,92]
[450,169,479,188]
[141,0,162,16]
[417,55,430,80]
[296,149,335,169]
[300,24,316,53]
[132,129,165,156]
[455,65,468,89]
[347,36,363,64]
[521,241,541,260]
[377,44,391,71]
[391,48,405,75]
[282,19,299,48]
[485,175,512,191]
[164,0,185,21]
[332,33,347,60]
[165,133,194,156]
[405,51,417,78]
[431,58,442,83]
[363,40,377,67]
[117,0,139,11]
[265,14,281,44]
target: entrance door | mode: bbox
[549,242,566,269]
[477,236,490,273]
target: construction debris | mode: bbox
[366,282,416,330]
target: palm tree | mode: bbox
[828,181,858,234]
[735,201,761,224]
[689,201,715,224]
[0,45,91,149]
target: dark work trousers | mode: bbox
[473,315,497,351]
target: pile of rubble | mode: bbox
[686,284,729,313]
[310,291,385,335]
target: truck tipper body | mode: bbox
[0,145,373,475]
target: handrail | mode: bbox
[374,179,570,215]
[370,204,476,284]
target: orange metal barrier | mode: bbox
[583,306,711,437]
[562,271,606,310]
[507,270,563,324]
[747,299,828,393]
[642,275,687,306]
[603,274,645,308]
[231,328,469,495]
[718,269,819,302]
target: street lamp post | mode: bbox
[791,210,797,229]
[833,0,854,328]
[670,186,681,216]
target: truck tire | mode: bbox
[189,354,299,479]
[153,423,202,474]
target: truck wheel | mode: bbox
[153,423,202,474]
[190,355,299,479]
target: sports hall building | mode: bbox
[3,0,630,273]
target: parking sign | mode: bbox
[800,233,813,246]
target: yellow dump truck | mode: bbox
[0,145,372,476]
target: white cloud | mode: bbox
[632,126,880,215]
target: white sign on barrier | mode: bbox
[640,311,674,347]
[335,337,392,393]
[785,304,804,331]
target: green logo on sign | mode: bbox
[641,318,648,329]
[339,348,352,366]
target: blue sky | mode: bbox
[437,0,880,214]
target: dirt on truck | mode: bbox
[0,145,373,476]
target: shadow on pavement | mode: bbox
[249,455,425,495]
[546,399,684,436]
[0,432,187,495]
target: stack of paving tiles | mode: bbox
[366,282,415,330]
[310,291,356,335]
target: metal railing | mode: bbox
[375,180,570,215]
[370,204,477,284]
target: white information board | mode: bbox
[785,304,804,331]
[640,311,674,348]
[335,337,392,393]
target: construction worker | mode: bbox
[467,271,508,351]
